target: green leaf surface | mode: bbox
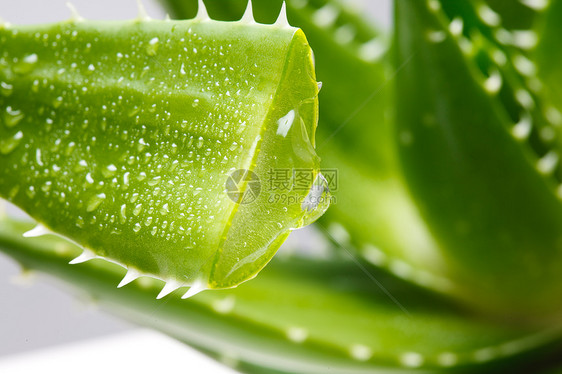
[394,0,562,317]
[0,15,329,292]
[0,217,560,373]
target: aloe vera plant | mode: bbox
[3,0,562,372]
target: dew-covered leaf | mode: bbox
[0,217,560,373]
[0,15,329,292]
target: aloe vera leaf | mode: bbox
[393,0,562,316]
[425,1,562,311]
[1,217,560,373]
[0,13,329,293]
[165,0,459,294]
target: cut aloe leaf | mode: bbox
[160,0,459,295]
[1,217,560,373]
[394,0,562,317]
[0,9,329,293]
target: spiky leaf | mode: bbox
[0,15,328,292]
[0,217,559,373]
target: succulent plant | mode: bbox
[2,0,562,372]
